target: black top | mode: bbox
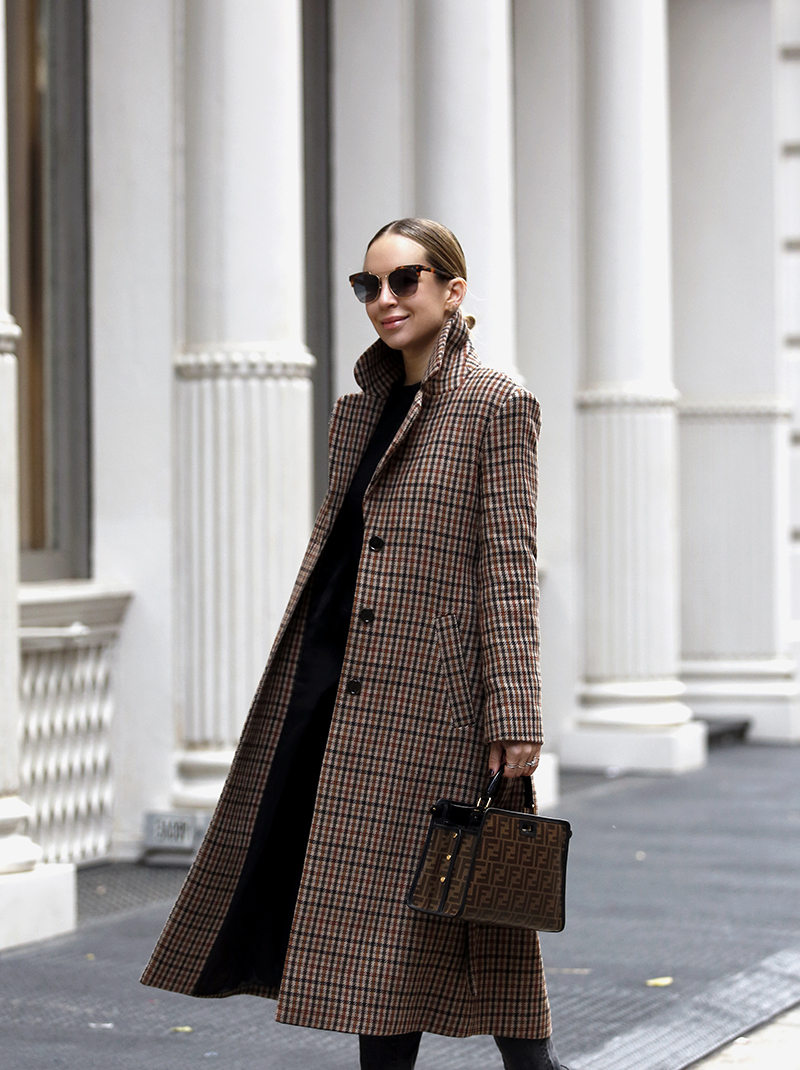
[296,377,422,702]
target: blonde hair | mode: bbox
[368,218,476,329]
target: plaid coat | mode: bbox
[141,311,550,1038]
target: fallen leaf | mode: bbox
[85,953,95,961]
[170,1026,194,1033]
[635,851,646,861]
[88,1022,114,1030]
[646,976,673,987]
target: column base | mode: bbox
[0,797,43,872]
[682,659,800,744]
[0,862,76,950]
[559,720,707,774]
[533,752,559,810]
[173,748,234,809]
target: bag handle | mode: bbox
[478,765,535,813]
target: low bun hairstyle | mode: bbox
[368,218,476,330]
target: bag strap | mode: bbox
[479,765,535,813]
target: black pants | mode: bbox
[358,1032,563,1070]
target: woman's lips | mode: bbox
[381,316,407,329]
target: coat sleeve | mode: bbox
[477,388,543,744]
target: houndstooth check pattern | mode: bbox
[140,311,551,1039]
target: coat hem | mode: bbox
[139,974,279,1001]
[274,1004,552,1040]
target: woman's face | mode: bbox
[362,233,463,362]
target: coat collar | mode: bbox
[353,310,475,398]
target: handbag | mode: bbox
[406,766,572,932]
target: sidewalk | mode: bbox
[0,741,798,1070]
[692,1005,800,1068]
[540,743,800,1068]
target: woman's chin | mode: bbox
[377,326,409,350]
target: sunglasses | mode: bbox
[349,264,451,304]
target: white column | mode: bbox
[513,0,582,806]
[671,0,800,744]
[174,0,314,807]
[0,2,74,947]
[331,0,415,399]
[90,0,175,859]
[414,0,518,378]
[559,0,705,773]
[0,315,35,878]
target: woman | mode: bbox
[142,219,566,1070]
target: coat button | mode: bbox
[359,608,375,624]
[368,534,385,551]
[345,678,362,695]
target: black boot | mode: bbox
[494,1034,568,1070]
[359,1031,423,1070]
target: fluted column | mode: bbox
[0,324,35,877]
[0,0,74,947]
[174,0,314,806]
[671,0,799,743]
[559,0,705,772]
[414,0,518,378]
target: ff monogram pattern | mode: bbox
[408,804,571,932]
[409,824,480,914]
[141,311,551,1039]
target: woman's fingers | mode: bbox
[504,742,530,778]
[491,741,542,778]
[488,740,504,776]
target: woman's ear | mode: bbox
[445,277,467,312]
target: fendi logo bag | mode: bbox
[407,767,572,932]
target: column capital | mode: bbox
[677,395,793,419]
[577,385,678,410]
[174,341,315,381]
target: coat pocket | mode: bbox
[434,614,478,728]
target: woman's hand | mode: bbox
[488,740,542,778]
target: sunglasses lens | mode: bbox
[351,273,379,303]
[389,267,420,298]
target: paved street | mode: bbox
[1,742,799,1070]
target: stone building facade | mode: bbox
[1,0,799,948]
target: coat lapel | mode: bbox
[357,310,474,498]
[267,311,476,660]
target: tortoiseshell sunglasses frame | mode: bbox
[349,264,451,304]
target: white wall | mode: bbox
[89,0,175,855]
[671,0,783,666]
[776,1,800,646]
[671,0,779,400]
[669,0,800,743]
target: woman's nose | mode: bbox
[377,277,397,306]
